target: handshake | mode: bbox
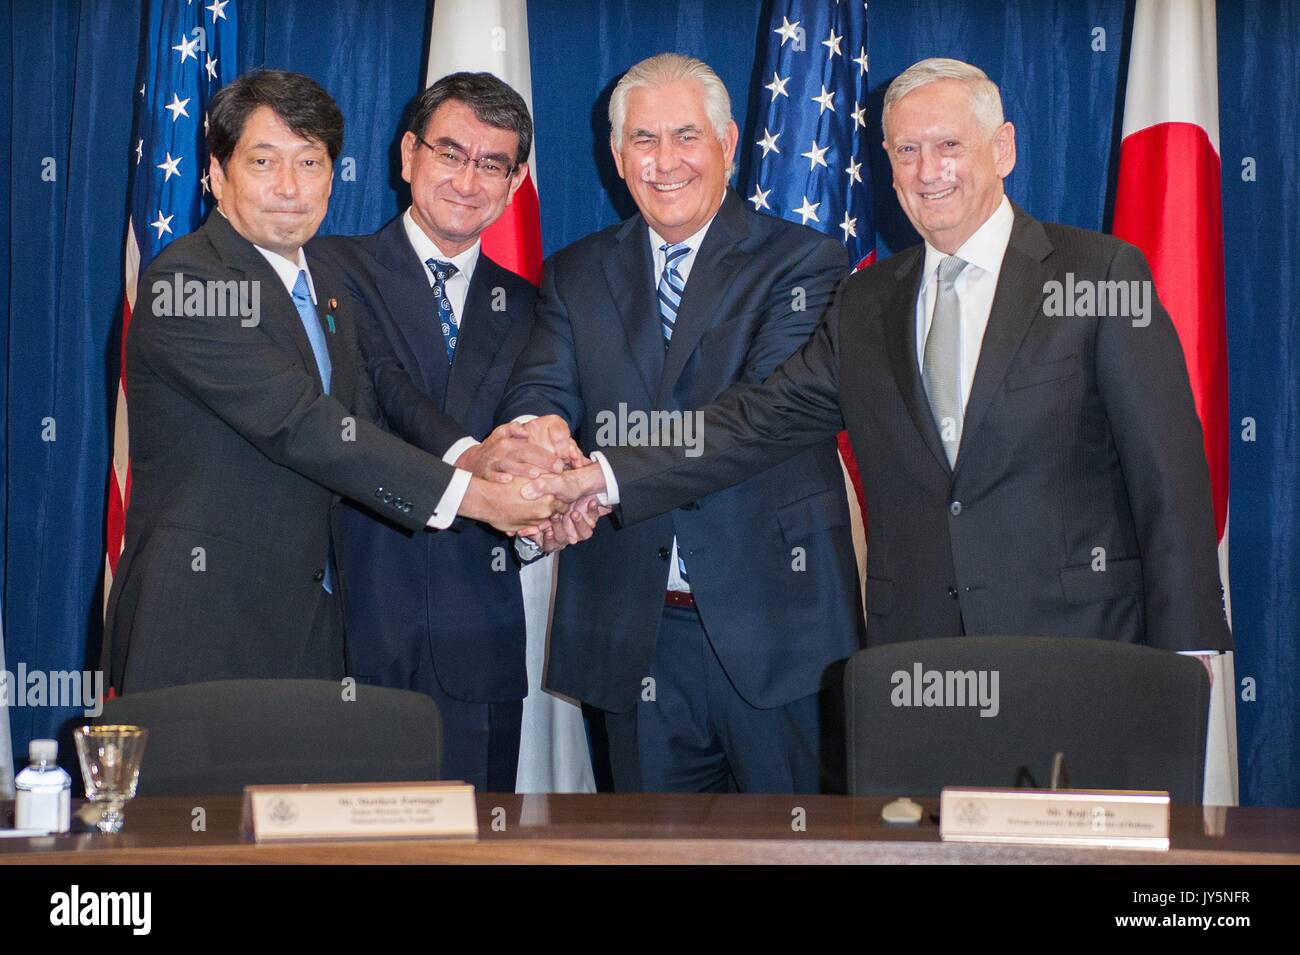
[455,415,611,553]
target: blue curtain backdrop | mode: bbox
[2,0,1296,806]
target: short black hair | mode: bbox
[407,72,532,168]
[208,69,344,169]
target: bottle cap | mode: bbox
[29,739,58,763]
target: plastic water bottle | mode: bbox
[14,739,72,833]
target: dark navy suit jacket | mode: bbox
[498,190,865,713]
[311,216,538,703]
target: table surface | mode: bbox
[3,794,1298,864]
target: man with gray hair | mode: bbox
[536,57,1231,662]
[499,53,864,794]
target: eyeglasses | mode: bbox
[415,135,516,181]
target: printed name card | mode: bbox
[242,781,478,842]
[939,787,1170,850]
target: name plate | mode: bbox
[242,781,478,843]
[939,787,1170,850]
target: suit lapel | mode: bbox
[955,207,1055,468]
[884,247,952,474]
[445,257,512,422]
[656,191,748,406]
[602,218,662,402]
[204,211,323,392]
[374,218,447,401]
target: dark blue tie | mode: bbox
[291,269,335,594]
[426,258,459,364]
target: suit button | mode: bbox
[374,487,385,499]
[383,492,394,504]
[658,547,670,560]
[680,501,698,511]
[402,503,413,513]
[949,501,962,516]
[313,569,325,583]
[947,586,959,599]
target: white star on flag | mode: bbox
[801,139,829,170]
[156,152,182,181]
[846,156,863,185]
[792,196,820,225]
[150,210,175,238]
[822,28,843,58]
[852,101,867,129]
[812,85,836,114]
[839,211,857,240]
[173,34,199,64]
[765,72,790,101]
[207,0,230,21]
[205,55,218,81]
[749,185,771,211]
[756,128,781,157]
[164,93,191,121]
[201,171,210,194]
[854,47,869,75]
[135,139,144,164]
[774,16,800,46]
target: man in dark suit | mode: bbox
[310,73,560,792]
[532,58,1232,657]
[500,54,865,794]
[105,70,563,695]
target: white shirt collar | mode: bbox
[216,209,318,304]
[648,215,715,258]
[403,207,481,286]
[921,194,1014,284]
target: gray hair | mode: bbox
[882,58,1005,141]
[608,53,733,151]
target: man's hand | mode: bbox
[519,414,587,471]
[518,462,608,538]
[455,421,571,482]
[459,475,567,535]
[536,495,611,553]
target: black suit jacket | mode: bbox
[105,211,456,693]
[499,190,865,712]
[603,202,1232,653]
[310,217,538,702]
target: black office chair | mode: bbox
[99,679,441,795]
[844,636,1210,804]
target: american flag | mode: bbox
[742,0,873,510]
[744,0,874,270]
[104,0,238,609]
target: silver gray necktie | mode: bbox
[922,256,968,466]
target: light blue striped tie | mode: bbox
[291,270,335,594]
[657,242,692,586]
[657,242,690,346]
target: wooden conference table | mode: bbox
[3,794,1299,864]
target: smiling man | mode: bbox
[105,69,562,696]
[310,73,572,792]
[498,53,864,794]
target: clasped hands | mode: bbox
[455,415,609,552]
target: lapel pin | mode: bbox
[326,298,338,333]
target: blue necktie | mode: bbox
[426,258,459,364]
[291,269,335,594]
[657,242,692,586]
[657,242,690,347]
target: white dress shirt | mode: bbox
[914,194,1015,412]
[251,232,466,530]
[402,207,484,469]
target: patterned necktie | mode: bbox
[657,242,693,586]
[922,255,968,467]
[291,269,334,593]
[657,242,691,347]
[426,258,459,364]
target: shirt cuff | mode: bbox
[512,414,539,424]
[443,435,479,466]
[515,535,544,562]
[426,468,473,530]
[590,451,620,507]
